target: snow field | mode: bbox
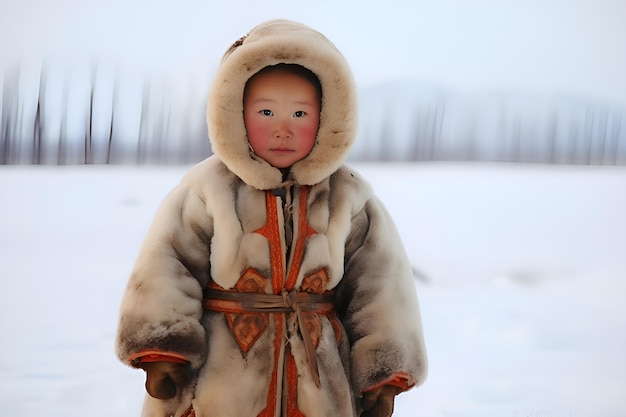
[0,162,624,416]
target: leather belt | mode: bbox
[203,288,335,388]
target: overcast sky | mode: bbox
[1,0,625,106]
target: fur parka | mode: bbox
[116,19,427,417]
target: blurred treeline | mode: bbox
[2,64,624,165]
[1,63,211,165]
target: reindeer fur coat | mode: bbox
[115,19,427,417]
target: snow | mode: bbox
[1,162,625,416]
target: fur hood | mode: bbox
[206,19,359,190]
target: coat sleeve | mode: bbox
[336,195,428,394]
[115,183,213,370]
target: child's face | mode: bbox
[244,70,320,169]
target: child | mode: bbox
[116,19,427,417]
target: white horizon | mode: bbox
[1,0,625,107]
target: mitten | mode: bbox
[140,361,191,400]
[360,385,402,417]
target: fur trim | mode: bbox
[116,158,428,416]
[207,19,359,190]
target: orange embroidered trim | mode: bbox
[257,313,284,417]
[286,351,306,417]
[256,191,286,417]
[207,187,335,416]
[180,405,195,417]
[285,186,317,290]
[128,350,189,367]
[361,372,414,394]
[254,192,284,294]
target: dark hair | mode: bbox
[244,63,322,106]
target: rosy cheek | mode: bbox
[299,120,319,139]
[245,119,268,142]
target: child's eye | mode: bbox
[260,109,273,116]
[293,111,306,118]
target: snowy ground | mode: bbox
[1,162,625,417]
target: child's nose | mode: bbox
[273,122,292,139]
